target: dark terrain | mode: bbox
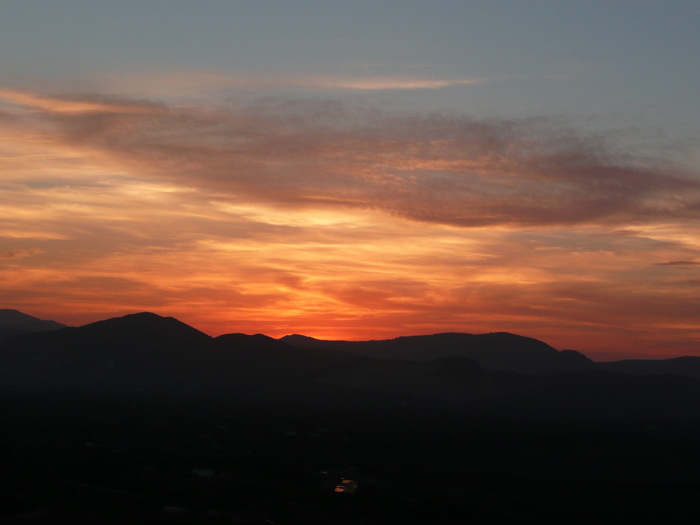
[1,311,699,523]
[0,310,65,345]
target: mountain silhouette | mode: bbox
[0,312,360,398]
[0,312,213,392]
[213,332,363,378]
[2,310,700,418]
[600,356,700,380]
[280,332,593,374]
[3,311,700,522]
[0,309,65,343]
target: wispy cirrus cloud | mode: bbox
[0,89,163,114]
[0,248,45,259]
[5,90,696,229]
[653,260,700,267]
[94,70,490,95]
[313,76,486,90]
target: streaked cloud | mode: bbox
[2,89,700,358]
[314,76,486,90]
[0,248,45,259]
[4,90,698,230]
[653,260,700,268]
[95,70,490,95]
[0,89,163,114]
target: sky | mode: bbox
[1,1,700,360]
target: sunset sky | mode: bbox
[2,1,700,360]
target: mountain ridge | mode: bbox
[2,308,700,384]
[280,331,593,374]
[0,308,66,343]
[2,310,700,418]
[3,309,699,523]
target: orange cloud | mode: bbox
[94,70,489,95]
[2,90,700,360]
[0,89,162,114]
[6,91,695,229]
[0,248,45,259]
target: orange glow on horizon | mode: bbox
[2,89,700,361]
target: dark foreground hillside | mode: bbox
[2,389,700,524]
[2,312,700,523]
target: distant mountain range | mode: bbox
[0,312,358,396]
[2,310,700,419]
[281,332,594,374]
[0,309,65,344]
[281,332,700,381]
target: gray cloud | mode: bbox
[13,92,700,228]
[0,248,45,259]
[653,260,700,267]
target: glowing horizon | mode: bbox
[2,2,700,361]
